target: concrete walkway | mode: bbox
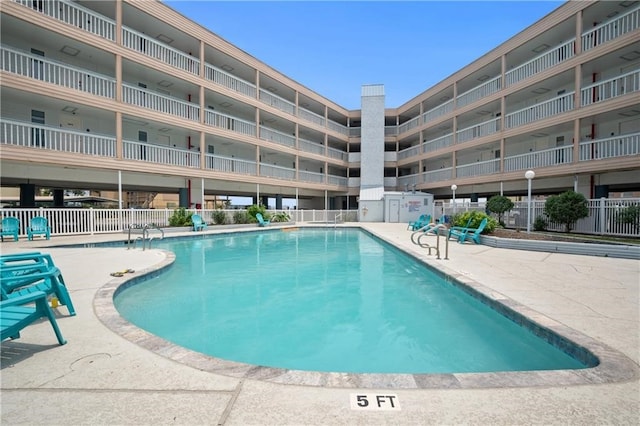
[1,223,638,425]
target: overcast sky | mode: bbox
[165,0,565,109]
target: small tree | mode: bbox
[616,204,640,233]
[544,191,588,233]
[168,207,192,227]
[486,195,514,226]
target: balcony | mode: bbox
[11,0,116,41]
[581,68,640,107]
[505,40,575,87]
[1,46,116,99]
[327,146,348,161]
[423,133,453,154]
[398,144,421,160]
[327,121,349,136]
[205,154,257,175]
[504,146,573,172]
[581,5,640,53]
[422,99,454,125]
[456,158,500,178]
[505,92,574,128]
[123,140,200,168]
[259,163,295,180]
[123,83,200,122]
[328,175,348,186]
[298,137,324,155]
[205,110,256,136]
[204,63,257,98]
[397,174,421,187]
[299,170,324,183]
[457,76,502,107]
[259,126,295,147]
[456,117,500,144]
[259,89,295,115]
[398,116,420,134]
[298,107,325,127]
[579,132,640,161]
[121,27,199,75]
[1,119,116,157]
[423,167,453,184]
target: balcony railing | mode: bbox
[579,132,640,161]
[298,107,325,127]
[423,167,453,183]
[505,40,575,87]
[581,68,640,107]
[205,154,257,175]
[1,119,116,157]
[349,127,361,137]
[423,133,453,154]
[122,83,200,121]
[123,140,200,168]
[259,126,295,147]
[327,121,349,136]
[328,175,348,186]
[456,117,500,143]
[204,63,257,98]
[121,27,199,75]
[205,110,256,136]
[504,146,573,172]
[457,75,502,107]
[327,146,348,161]
[505,92,574,128]
[398,144,421,160]
[456,158,500,178]
[1,46,116,98]
[12,0,116,41]
[259,89,295,115]
[298,138,324,155]
[384,125,398,136]
[259,163,296,180]
[422,99,454,125]
[397,174,421,187]
[299,170,325,183]
[582,5,640,52]
[398,116,421,134]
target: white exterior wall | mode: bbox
[360,84,385,190]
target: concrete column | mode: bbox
[275,194,283,209]
[178,188,189,208]
[19,183,36,207]
[53,189,64,207]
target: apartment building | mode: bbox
[1,0,638,210]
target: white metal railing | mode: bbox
[0,119,116,157]
[259,126,295,147]
[298,170,325,183]
[505,39,575,86]
[457,75,502,107]
[205,154,257,175]
[423,133,453,153]
[504,146,573,172]
[11,0,116,41]
[422,99,454,124]
[579,132,640,161]
[349,127,361,137]
[205,110,256,136]
[581,5,640,52]
[121,27,199,75]
[505,92,574,128]
[204,63,257,98]
[298,107,325,127]
[456,158,500,178]
[398,144,421,160]
[581,68,640,107]
[259,163,296,180]
[327,120,349,136]
[259,89,295,115]
[398,116,421,134]
[384,177,397,187]
[456,117,500,143]
[327,175,348,186]
[423,168,453,183]
[327,146,348,161]
[385,125,398,136]
[298,138,324,155]
[123,140,200,168]
[122,83,200,121]
[397,174,421,187]
[1,45,116,98]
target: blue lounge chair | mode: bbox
[27,216,51,240]
[1,291,66,345]
[256,213,270,227]
[1,217,20,242]
[448,218,488,244]
[192,214,208,232]
[407,214,430,231]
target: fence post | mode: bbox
[599,197,606,235]
[90,207,95,235]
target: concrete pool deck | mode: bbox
[1,223,638,425]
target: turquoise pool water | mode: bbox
[114,228,587,374]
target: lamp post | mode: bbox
[451,184,457,215]
[525,170,535,233]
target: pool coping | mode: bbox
[93,226,639,390]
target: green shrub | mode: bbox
[450,211,497,234]
[616,204,640,233]
[168,207,192,227]
[233,211,251,224]
[533,215,547,231]
[212,209,227,225]
[544,191,588,233]
[246,204,268,222]
[270,212,291,223]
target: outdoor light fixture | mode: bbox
[525,170,535,233]
[451,184,457,215]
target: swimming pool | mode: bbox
[114,228,592,374]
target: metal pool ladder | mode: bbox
[128,224,165,251]
[411,223,449,260]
